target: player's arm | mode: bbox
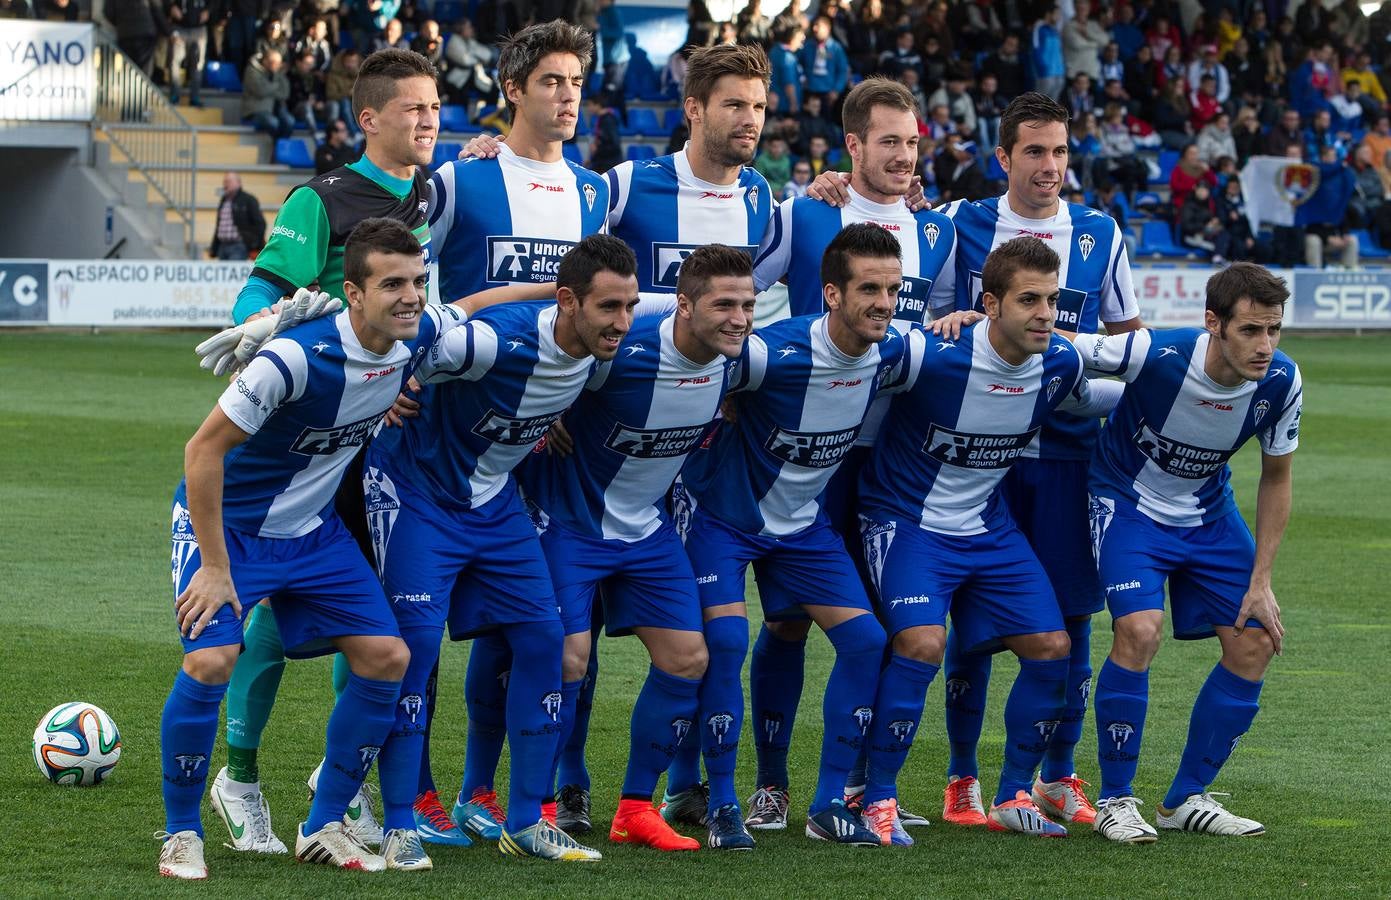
[415,320,500,384]
[752,200,794,294]
[179,406,250,638]
[1070,329,1152,382]
[1236,450,1292,654]
[456,282,557,315]
[1056,373,1125,417]
[1097,221,1144,336]
[234,188,332,323]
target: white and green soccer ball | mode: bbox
[33,702,122,786]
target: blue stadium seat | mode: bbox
[588,69,604,96]
[432,141,462,170]
[1352,229,1390,258]
[662,107,685,133]
[1134,190,1161,209]
[438,104,470,133]
[622,107,662,137]
[1153,149,1180,184]
[575,109,594,135]
[434,0,464,23]
[1136,220,1195,258]
[562,142,583,165]
[274,138,314,169]
[626,144,657,161]
[986,153,1006,180]
[203,60,241,92]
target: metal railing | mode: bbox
[92,31,197,257]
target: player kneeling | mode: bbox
[157,219,459,878]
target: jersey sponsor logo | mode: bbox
[676,375,710,386]
[1016,229,1054,240]
[1077,232,1096,261]
[1159,345,1180,357]
[391,592,432,603]
[776,345,798,358]
[623,343,646,356]
[889,593,931,608]
[605,422,709,459]
[651,243,755,288]
[1132,421,1235,478]
[506,338,527,351]
[271,224,308,245]
[290,414,380,455]
[1197,399,1234,411]
[1106,580,1141,595]
[320,176,341,185]
[896,275,934,321]
[527,182,566,193]
[233,374,270,411]
[987,383,1025,394]
[362,365,399,382]
[764,425,861,468]
[1054,287,1087,331]
[1286,404,1301,441]
[923,425,1040,469]
[699,190,734,200]
[312,341,330,355]
[487,237,577,283]
[826,377,862,389]
[472,407,564,446]
[1268,365,1289,378]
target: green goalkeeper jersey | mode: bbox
[251,155,432,304]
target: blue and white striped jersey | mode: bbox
[519,304,730,542]
[1075,328,1302,528]
[682,313,908,537]
[754,187,956,327]
[428,143,609,302]
[860,322,1101,536]
[934,195,1139,461]
[372,301,595,510]
[606,147,772,292]
[215,306,460,538]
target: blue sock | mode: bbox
[305,672,400,834]
[378,627,438,832]
[1163,664,1262,810]
[750,624,806,789]
[417,657,438,796]
[811,615,886,815]
[943,629,992,779]
[623,665,701,799]
[500,620,564,832]
[460,632,511,798]
[700,615,749,814]
[665,721,703,795]
[556,640,599,791]
[161,669,228,836]
[865,654,940,803]
[549,679,584,796]
[1095,658,1150,801]
[996,656,1069,805]
[1042,618,1094,783]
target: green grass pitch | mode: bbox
[1,331,1387,898]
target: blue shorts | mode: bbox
[365,453,559,641]
[537,517,703,637]
[861,513,1063,655]
[1090,497,1259,641]
[170,490,397,659]
[682,507,872,621]
[1001,458,1104,618]
[822,445,872,542]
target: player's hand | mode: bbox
[544,418,574,457]
[233,289,337,365]
[806,170,853,207]
[385,377,424,427]
[904,175,928,212]
[929,310,985,339]
[195,324,252,376]
[1234,582,1284,655]
[461,133,503,159]
[176,565,241,640]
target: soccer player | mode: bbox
[363,234,640,863]
[416,20,609,844]
[158,218,458,879]
[856,236,1123,845]
[738,76,955,831]
[512,245,757,852]
[1074,263,1300,843]
[932,92,1143,828]
[678,223,907,850]
[207,48,441,855]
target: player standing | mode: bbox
[1074,263,1299,843]
[206,48,441,855]
[158,219,456,879]
[932,92,1143,828]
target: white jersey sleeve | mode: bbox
[635,292,680,320]
[1258,365,1302,456]
[606,161,635,227]
[1072,329,1152,381]
[879,326,926,395]
[729,333,770,393]
[1057,374,1125,417]
[416,320,500,383]
[753,199,795,293]
[218,342,303,435]
[427,163,457,252]
[1100,219,1141,324]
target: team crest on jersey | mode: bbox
[1253,399,1270,425]
[746,185,760,212]
[582,183,597,212]
[923,221,940,248]
[1077,232,1096,261]
[1046,376,1062,402]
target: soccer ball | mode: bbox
[32,702,122,786]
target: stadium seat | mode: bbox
[274,138,314,168]
[986,153,1006,181]
[1136,220,1196,258]
[432,141,463,170]
[1153,149,1180,184]
[562,142,583,165]
[203,60,241,92]
[626,144,657,161]
[1134,191,1161,209]
[662,107,685,133]
[622,108,662,137]
[434,0,464,22]
[1352,229,1390,258]
[438,104,470,133]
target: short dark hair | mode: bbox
[677,244,754,303]
[841,77,917,140]
[343,217,423,289]
[352,49,438,121]
[999,91,1071,154]
[980,236,1060,300]
[497,20,594,115]
[821,223,901,296]
[684,42,771,109]
[557,234,637,302]
[1205,262,1289,325]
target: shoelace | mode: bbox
[472,790,506,822]
[1196,791,1232,810]
[416,794,456,832]
[538,821,582,849]
[357,781,380,811]
[947,781,977,813]
[154,831,199,864]
[390,828,426,856]
[750,788,781,816]
[1097,796,1146,823]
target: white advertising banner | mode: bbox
[0,22,95,121]
[1130,267,1298,327]
[46,260,251,327]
